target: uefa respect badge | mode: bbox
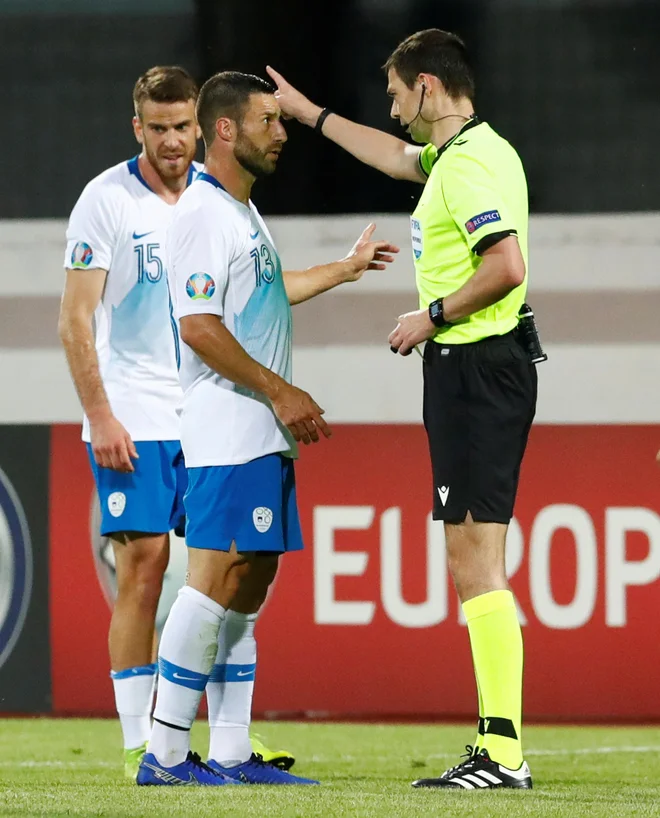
[186,272,216,300]
[465,210,501,234]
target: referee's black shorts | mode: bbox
[423,330,537,524]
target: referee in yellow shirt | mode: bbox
[269,28,537,791]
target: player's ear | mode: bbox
[132,115,144,146]
[215,117,234,143]
[195,121,202,140]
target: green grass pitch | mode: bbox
[1,719,659,817]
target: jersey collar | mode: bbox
[127,155,153,191]
[196,170,227,192]
[431,114,481,166]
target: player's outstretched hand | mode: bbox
[342,223,400,282]
[266,66,321,127]
[270,382,332,445]
[91,415,139,472]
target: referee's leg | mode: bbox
[446,336,537,773]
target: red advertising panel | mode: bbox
[50,424,660,720]
[50,425,112,714]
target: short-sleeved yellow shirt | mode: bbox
[411,119,529,344]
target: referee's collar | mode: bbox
[431,114,481,166]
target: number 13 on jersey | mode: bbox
[250,245,276,287]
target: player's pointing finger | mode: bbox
[361,222,376,241]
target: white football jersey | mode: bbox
[168,171,296,467]
[64,157,201,442]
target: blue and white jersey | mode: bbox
[168,171,295,467]
[64,157,201,442]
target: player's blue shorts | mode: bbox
[184,453,304,553]
[87,440,186,537]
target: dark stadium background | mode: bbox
[4,0,659,219]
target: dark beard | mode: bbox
[234,132,277,178]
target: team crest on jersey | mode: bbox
[186,273,216,301]
[253,507,273,533]
[71,241,93,268]
[410,217,423,259]
[465,210,501,234]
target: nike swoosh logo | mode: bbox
[173,671,199,681]
[236,670,255,678]
[133,231,154,240]
[249,230,259,240]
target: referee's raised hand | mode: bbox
[269,382,332,445]
[266,66,321,127]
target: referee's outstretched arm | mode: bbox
[266,66,426,183]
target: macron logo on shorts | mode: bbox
[437,486,450,507]
[465,210,501,234]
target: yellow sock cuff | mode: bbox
[462,590,515,623]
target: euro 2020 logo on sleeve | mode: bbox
[186,273,216,301]
[0,467,33,671]
[71,241,94,269]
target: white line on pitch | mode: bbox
[0,760,117,768]
[2,745,660,769]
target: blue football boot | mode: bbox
[207,753,319,785]
[137,750,241,786]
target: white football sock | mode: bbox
[207,610,258,766]
[148,585,226,767]
[110,664,156,750]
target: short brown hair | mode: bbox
[384,29,475,101]
[133,66,199,116]
[196,71,274,146]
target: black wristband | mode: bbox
[314,107,333,134]
[429,298,449,328]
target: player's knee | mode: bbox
[115,551,167,610]
[228,554,279,612]
[256,553,279,586]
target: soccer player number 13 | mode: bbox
[250,244,276,287]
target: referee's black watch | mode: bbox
[428,298,449,328]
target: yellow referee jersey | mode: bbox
[412,118,529,344]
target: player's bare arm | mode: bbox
[266,66,425,183]
[179,313,331,445]
[58,268,138,472]
[284,223,399,305]
[388,236,525,356]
